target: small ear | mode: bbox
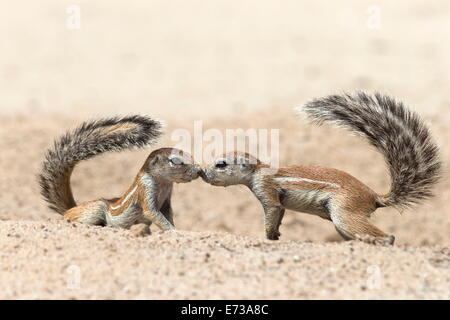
[240,163,254,171]
[149,155,160,166]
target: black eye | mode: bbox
[170,157,184,165]
[215,160,228,168]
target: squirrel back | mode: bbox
[39,115,162,214]
[299,91,441,209]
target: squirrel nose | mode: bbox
[197,168,206,179]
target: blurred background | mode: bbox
[0,0,449,245]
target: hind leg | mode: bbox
[64,200,107,226]
[330,209,395,245]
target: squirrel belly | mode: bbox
[268,165,381,220]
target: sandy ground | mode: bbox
[0,1,449,299]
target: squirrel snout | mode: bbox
[198,167,207,180]
[191,164,203,179]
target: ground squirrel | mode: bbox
[201,92,441,244]
[39,116,201,230]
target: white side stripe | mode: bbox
[110,185,138,210]
[272,177,340,188]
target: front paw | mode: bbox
[266,230,281,241]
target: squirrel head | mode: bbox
[201,151,261,187]
[145,148,201,183]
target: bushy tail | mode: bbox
[299,91,441,209]
[39,115,162,214]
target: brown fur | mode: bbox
[273,165,380,212]
[64,148,200,230]
[109,179,140,216]
[202,92,441,245]
[64,200,109,225]
[39,115,163,215]
[202,152,394,244]
[40,116,200,231]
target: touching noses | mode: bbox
[197,165,207,179]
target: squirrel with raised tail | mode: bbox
[39,115,201,230]
[201,92,441,244]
